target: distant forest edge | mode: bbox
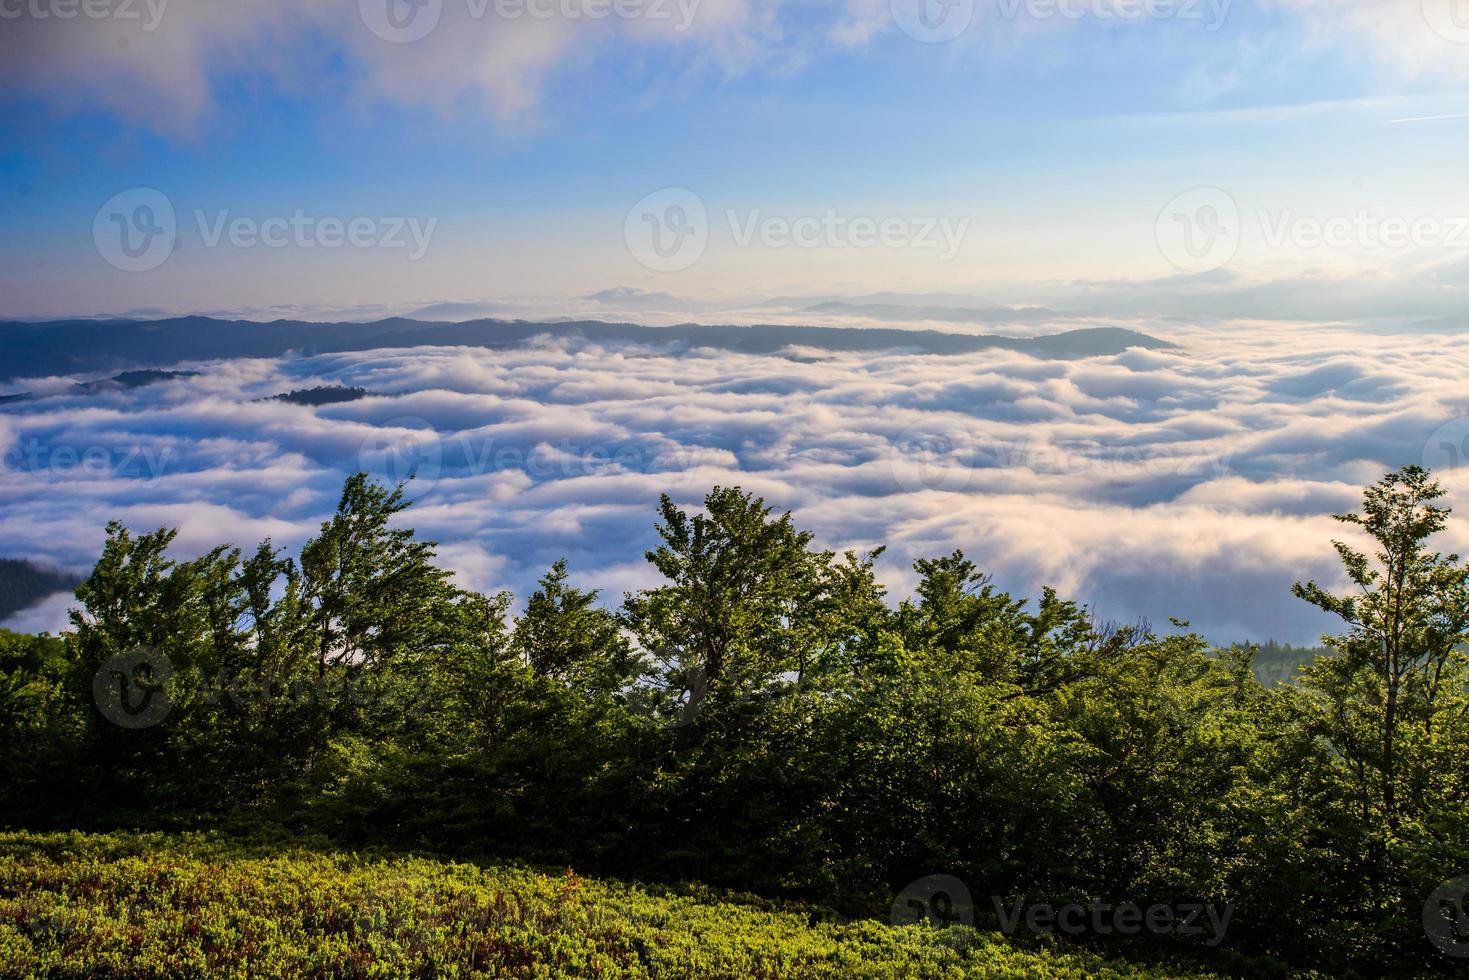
[0,559,78,622]
[0,317,1175,382]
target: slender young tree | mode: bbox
[1293,464,1469,832]
[513,559,634,694]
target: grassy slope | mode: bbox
[0,831,1222,979]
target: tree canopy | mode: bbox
[1,465,1465,975]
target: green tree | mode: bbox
[512,560,634,695]
[1292,464,1469,834]
[621,487,832,728]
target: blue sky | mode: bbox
[7,1,1469,642]
[5,0,1469,318]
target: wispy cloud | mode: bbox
[1383,112,1469,124]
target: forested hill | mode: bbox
[0,317,1174,382]
[0,559,77,621]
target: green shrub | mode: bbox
[0,830,1220,979]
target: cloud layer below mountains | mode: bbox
[4,319,1469,645]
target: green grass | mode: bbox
[0,830,1222,979]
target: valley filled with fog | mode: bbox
[4,316,1464,645]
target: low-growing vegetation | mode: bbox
[0,831,1220,979]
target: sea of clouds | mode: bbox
[4,319,1469,645]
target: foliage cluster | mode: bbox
[2,467,1467,976]
[0,830,1224,979]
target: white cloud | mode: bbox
[1269,0,1469,82]
[0,0,810,136]
[4,321,1468,643]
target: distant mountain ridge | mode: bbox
[0,316,1176,382]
